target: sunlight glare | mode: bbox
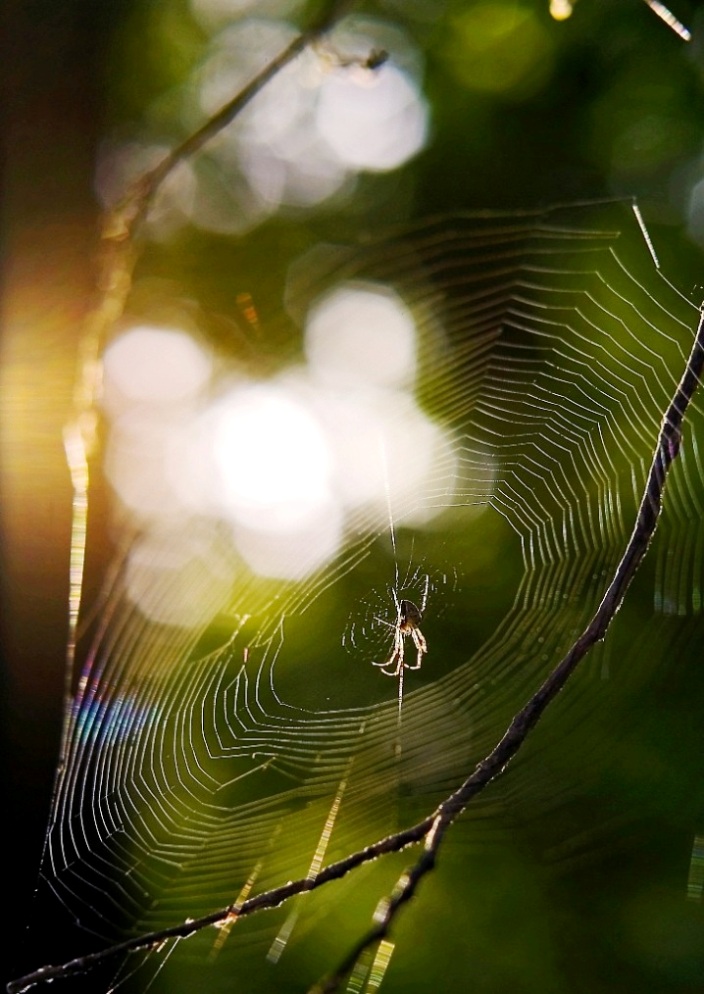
[213,384,333,531]
[549,0,574,21]
[313,386,456,520]
[316,63,428,171]
[101,295,456,584]
[125,524,233,626]
[106,410,188,520]
[305,284,417,389]
[233,502,343,579]
[103,326,211,408]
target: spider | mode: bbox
[373,595,428,677]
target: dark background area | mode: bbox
[0,0,117,985]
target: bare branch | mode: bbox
[6,817,433,992]
[310,308,704,991]
[642,0,692,41]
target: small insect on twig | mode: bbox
[314,41,390,73]
[373,595,428,677]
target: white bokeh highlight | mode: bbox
[102,16,430,236]
[315,64,428,172]
[305,284,417,389]
[103,283,456,593]
[213,384,333,531]
[103,326,211,407]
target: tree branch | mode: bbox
[311,310,703,992]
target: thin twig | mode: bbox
[309,823,443,994]
[107,0,355,240]
[10,308,704,991]
[61,0,355,729]
[6,818,433,992]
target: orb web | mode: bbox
[32,201,704,991]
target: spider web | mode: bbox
[26,201,704,992]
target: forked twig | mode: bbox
[312,306,702,992]
[8,1,704,990]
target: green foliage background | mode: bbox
[2,1,704,993]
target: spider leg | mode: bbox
[370,591,432,678]
[373,626,404,676]
[414,628,427,654]
[377,665,400,677]
[405,628,427,671]
[372,656,401,675]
